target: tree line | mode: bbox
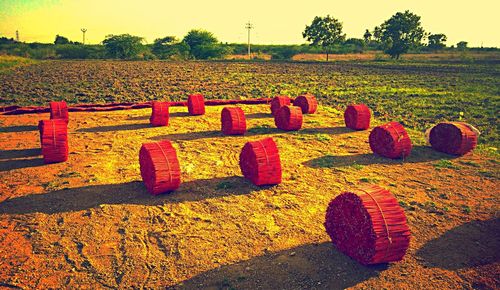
[0,10,491,60]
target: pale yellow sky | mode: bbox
[0,0,499,47]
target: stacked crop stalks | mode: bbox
[239,137,282,186]
[293,94,318,114]
[38,119,68,164]
[369,122,412,159]
[221,107,246,135]
[274,106,303,131]
[188,94,205,116]
[344,104,371,130]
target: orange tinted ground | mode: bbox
[0,104,498,289]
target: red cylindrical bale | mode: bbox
[293,94,318,114]
[274,106,303,131]
[239,137,282,186]
[49,101,69,123]
[429,122,478,155]
[150,101,169,126]
[270,95,291,116]
[139,140,181,195]
[39,119,68,164]
[187,94,205,115]
[325,185,411,265]
[221,107,246,135]
[344,104,371,130]
[369,122,412,159]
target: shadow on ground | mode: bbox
[0,176,264,215]
[0,125,38,133]
[0,157,45,172]
[303,146,457,168]
[77,123,151,133]
[0,148,41,160]
[174,242,386,290]
[245,112,272,119]
[416,218,500,270]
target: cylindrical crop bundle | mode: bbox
[324,185,411,265]
[344,104,371,130]
[49,101,69,123]
[150,101,169,126]
[293,94,318,114]
[274,106,303,131]
[429,122,478,155]
[221,107,246,135]
[187,94,205,115]
[270,95,291,116]
[39,119,68,164]
[239,137,281,186]
[139,140,181,195]
[369,122,412,159]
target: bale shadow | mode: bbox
[245,112,272,119]
[0,157,45,172]
[416,219,500,270]
[150,130,223,141]
[173,242,386,289]
[170,112,191,117]
[0,125,38,133]
[303,146,457,168]
[126,115,149,121]
[77,123,151,133]
[0,148,41,160]
[0,176,261,215]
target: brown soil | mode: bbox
[0,104,498,289]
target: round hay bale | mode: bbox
[369,122,412,159]
[239,137,281,186]
[324,185,411,265]
[150,101,169,127]
[139,140,181,195]
[344,104,371,130]
[274,106,303,131]
[293,94,318,114]
[39,119,68,164]
[270,95,291,116]
[49,101,69,123]
[429,122,478,155]
[221,107,246,135]
[187,94,205,116]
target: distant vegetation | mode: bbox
[0,10,498,61]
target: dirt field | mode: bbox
[0,104,498,289]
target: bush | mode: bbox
[103,34,144,59]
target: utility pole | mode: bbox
[245,21,253,59]
[15,30,19,42]
[81,28,87,45]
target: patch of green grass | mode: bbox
[216,181,235,190]
[248,124,273,134]
[478,170,497,178]
[350,163,364,170]
[315,134,331,142]
[57,171,82,178]
[359,177,379,183]
[0,55,37,72]
[433,159,459,169]
[458,160,481,168]
[462,205,472,214]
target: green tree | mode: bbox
[54,35,70,45]
[152,36,189,59]
[457,41,468,50]
[379,10,425,59]
[302,15,346,61]
[102,34,144,59]
[363,29,372,43]
[182,29,229,59]
[427,33,447,50]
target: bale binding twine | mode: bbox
[38,119,68,164]
[139,140,181,195]
[221,107,246,135]
[324,185,411,265]
[150,101,169,126]
[270,95,291,116]
[429,122,478,156]
[49,101,69,123]
[344,104,371,130]
[369,122,412,159]
[274,105,303,131]
[293,94,318,114]
[239,137,282,186]
[187,94,205,115]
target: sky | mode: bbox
[0,0,499,47]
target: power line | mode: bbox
[245,21,253,59]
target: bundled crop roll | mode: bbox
[49,101,69,123]
[139,140,181,195]
[293,94,318,114]
[325,185,411,265]
[187,94,205,115]
[274,106,303,131]
[239,137,281,186]
[344,104,371,130]
[270,95,291,116]
[221,107,246,135]
[369,122,412,159]
[429,122,478,155]
[150,101,169,126]
[38,119,68,164]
